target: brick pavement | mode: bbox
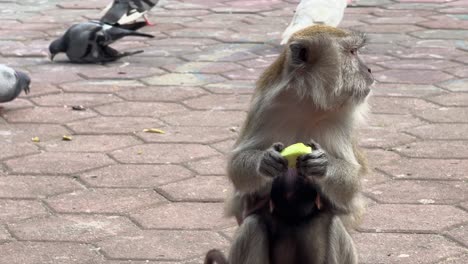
[0,0,467,263]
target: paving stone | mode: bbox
[0,176,82,199]
[386,47,464,60]
[79,66,165,80]
[412,29,468,39]
[368,113,426,130]
[407,124,468,140]
[0,123,70,142]
[395,141,468,159]
[137,126,234,144]
[379,157,468,180]
[366,180,467,204]
[358,128,416,148]
[417,107,468,123]
[361,204,467,232]
[187,155,227,175]
[110,144,219,164]
[29,71,83,85]
[0,225,11,241]
[9,214,139,242]
[161,111,246,127]
[211,139,236,154]
[131,202,233,229]
[39,135,141,152]
[438,254,468,264]
[60,80,145,93]
[374,69,453,84]
[362,170,390,189]
[355,233,466,264]
[438,78,468,92]
[143,73,226,86]
[80,164,193,188]
[31,93,122,107]
[369,97,438,115]
[363,148,402,169]
[116,86,207,102]
[97,230,229,260]
[0,98,33,111]
[0,242,104,264]
[94,101,186,118]
[2,106,97,124]
[5,152,114,174]
[0,141,39,161]
[184,94,251,111]
[67,116,164,134]
[450,66,468,78]
[372,83,445,97]
[445,224,468,246]
[0,200,48,223]
[163,62,243,74]
[376,59,460,70]
[46,188,163,214]
[158,176,231,202]
[204,80,255,94]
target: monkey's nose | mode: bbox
[368,68,372,73]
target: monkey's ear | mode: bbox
[289,42,308,65]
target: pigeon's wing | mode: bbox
[100,24,154,45]
[281,0,348,44]
[65,23,104,62]
[117,0,159,24]
[100,0,131,25]
[0,64,17,101]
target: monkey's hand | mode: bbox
[257,143,288,178]
[297,141,328,179]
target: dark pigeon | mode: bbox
[49,20,154,63]
[101,0,159,25]
[0,64,31,103]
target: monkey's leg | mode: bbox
[326,216,358,264]
[228,215,270,264]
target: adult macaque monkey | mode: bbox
[208,24,373,264]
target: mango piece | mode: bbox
[280,143,312,168]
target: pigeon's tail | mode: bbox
[117,21,148,31]
[118,50,145,58]
[107,26,154,41]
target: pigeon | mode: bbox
[49,20,154,63]
[100,0,160,26]
[281,0,351,44]
[0,64,31,103]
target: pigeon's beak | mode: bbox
[15,71,31,94]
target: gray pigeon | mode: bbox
[101,0,160,25]
[49,20,154,63]
[0,64,31,103]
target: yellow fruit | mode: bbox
[280,143,312,168]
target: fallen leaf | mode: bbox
[143,128,165,134]
[31,137,40,142]
[71,105,86,111]
[62,135,73,141]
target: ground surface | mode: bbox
[0,0,467,263]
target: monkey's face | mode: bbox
[286,26,373,110]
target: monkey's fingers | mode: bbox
[306,140,321,151]
[271,142,285,152]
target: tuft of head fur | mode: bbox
[290,25,348,40]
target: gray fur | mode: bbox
[0,65,30,103]
[49,21,154,63]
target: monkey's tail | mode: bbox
[204,249,228,264]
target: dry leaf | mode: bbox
[71,105,86,111]
[31,137,40,142]
[143,128,165,134]
[62,135,73,141]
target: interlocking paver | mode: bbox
[1,0,467,262]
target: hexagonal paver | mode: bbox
[79,66,164,80]
[0,200,48,223]
[161,111,246,127]
[361,204,467,232]
[39,135,141,152]
[46,188,163,214]
[0,242,104,264]
[204,80,255,94]
[2,107,96,123]
[211,139,236,154]
[374,70,452,84]
[369,97,438,115]
[80,164,193,188]
[406,124,468,140]
[358,128,416,149]
[184,94,251,111]
[366,180,467,204]
[367,113,426,130]
[187,155,227,175]
[116,86,206,102]
[60,80,145,93]
[158,176,231,202]
[31,93,122,107]
[380,156,468,180]
[136,126,235,144]
[355,233,466,264]
[0,123,71,142]
[376,59,460,70]
[110,144,219,164]
[143,73,226,86]
[0,225,11,241]
[417,107,468,123]
[395,141,468,159]
[131,202,234,229]
[0,141,39,160]
[412,29,468,39]
[163,61,243,74]
[67,116,163,134]
[8,215,139,242]
[428,93,468,106]
[97,230,229,260]
[0,175,82,198]
[94,101,186,117]
[5,152,114,174]
[372,83,445,97]
[438,254,468,264]
[445,224,468,247]
[362,171,390,189]
[438,79,468,92]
